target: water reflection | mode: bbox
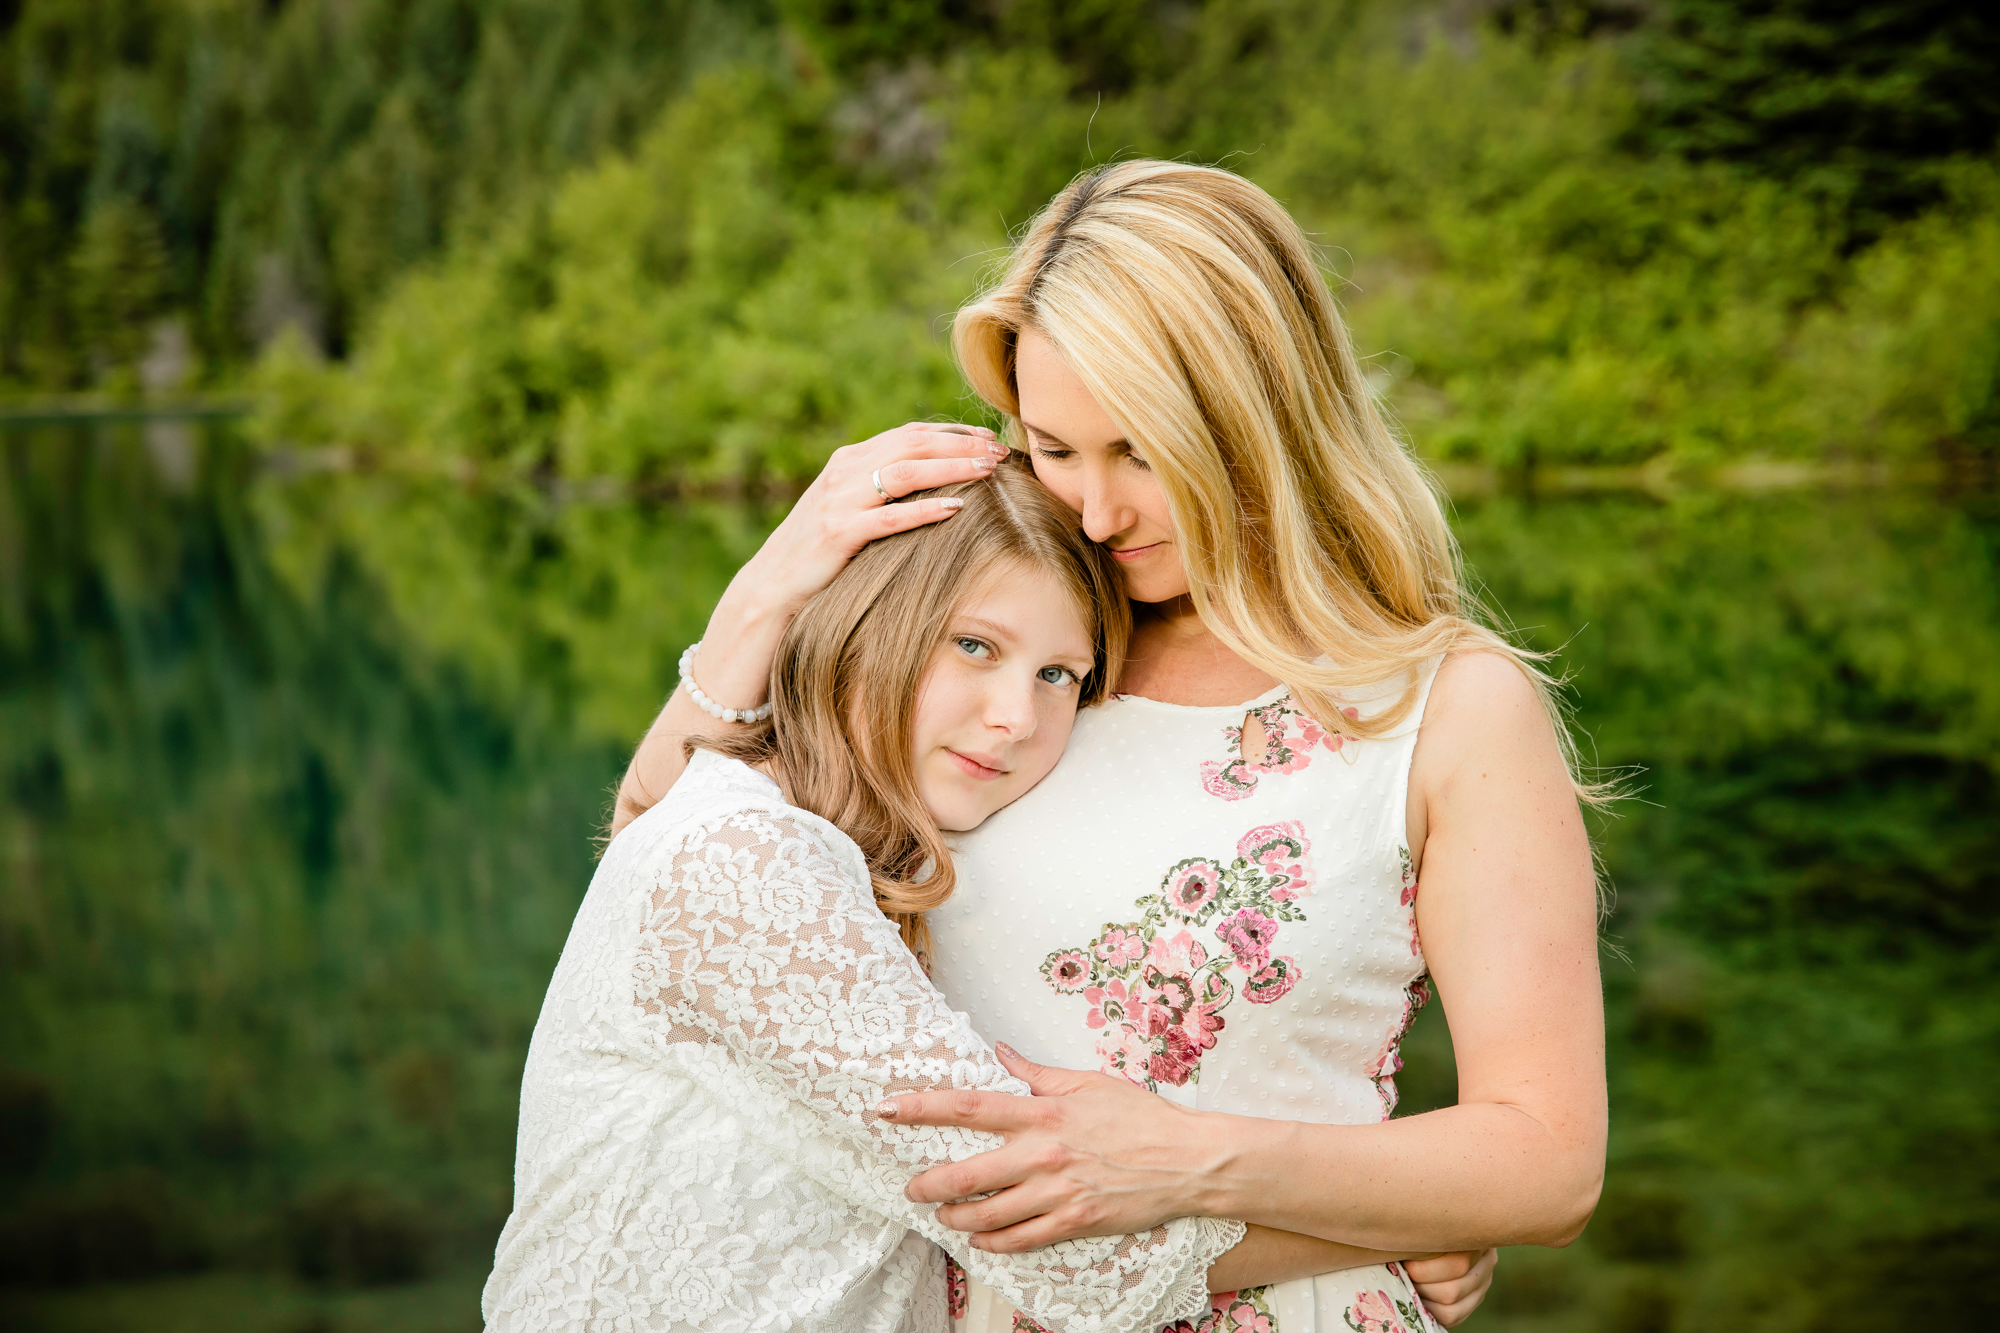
[1,422,1994,1331]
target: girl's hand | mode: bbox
[610,421,1005,838]
[1405,1248,1499,1327]
[887,1044,1215,1251]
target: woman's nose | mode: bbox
[1077,464,1134,545]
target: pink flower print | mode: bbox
[1146,929,1210,978]
[1042,948,1091,994]
[1162,858,1225,920]
[1082,978,1131,1031]
[1243,956,1300,1005]
[1148,1025,1204,1086]
[1094,927,1145,970]
[1220,1299,1275,1333]
[1200,759,1256,802]
[1344,1289,1406,1333]
[945,1254,967,1319]
[1217,908,1279,972]
[1237,821,1315,899]
[1370,975,1432,1116]
[1097,1023,1153,1085]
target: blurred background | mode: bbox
[2,1,1997,1330]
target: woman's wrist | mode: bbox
[1185,1110,1301,1223]
[689,582,795,709]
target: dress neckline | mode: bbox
[1108,680,1292,714]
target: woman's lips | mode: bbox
[1108,541,1165,562]
[946,749,1008,780]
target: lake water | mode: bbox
[2,420,1995,1333]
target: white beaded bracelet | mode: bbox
[678,642,772,724]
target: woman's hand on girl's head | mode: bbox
[608,421,1005,839]
[741,422,1007,621]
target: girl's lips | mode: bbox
[946,749,1007,780]
[1108,542,1165,562]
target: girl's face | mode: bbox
[1016,328,1190,605]
[910,560,1097,832]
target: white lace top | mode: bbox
[931,665,1445,1333]
[483,749,1245,1333]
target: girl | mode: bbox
[484,460,1251,1331]
[610,161,1604,1332]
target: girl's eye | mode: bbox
[955,636,993,659]
[1038,665,1080,687]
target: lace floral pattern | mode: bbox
[484,753,1242,1332]
[1199,698,1359,801]
[1040,823,1315,1091]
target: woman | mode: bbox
[612,162,1604,1332]
[484,461,1252,1331]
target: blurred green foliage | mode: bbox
[5,4,2000,1331]
[0,0,775,389]
[1641,0,2000,230]
[240,0,2000,479]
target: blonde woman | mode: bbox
[488,461,1260,1331]
[612,162,1603,1332]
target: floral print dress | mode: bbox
[930,664,1445,1333]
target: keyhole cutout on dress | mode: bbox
[1240,710,1269,767]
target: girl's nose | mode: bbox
[983,673,1038,738]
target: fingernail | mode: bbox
[987,441,1007,456]
[877,1101,899,1117]
[973,455,994,471]
[939,498,964,510]
[995,1042,1017,1061]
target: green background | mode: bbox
[3,2,1997,1330]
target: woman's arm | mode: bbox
[610,423,1005,837]
[1205,1226,1401,1292]
[885,650,1607,1254]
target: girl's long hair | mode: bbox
[954,160,1606,809]
[699,456,1130,958]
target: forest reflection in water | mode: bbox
[2,420,1995,1333]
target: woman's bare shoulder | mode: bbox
[1413,651,1565,791]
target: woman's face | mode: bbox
[1015,328,1189,604]
[910,560,1097,832]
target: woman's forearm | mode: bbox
[1196,1102,1604,1253]
[1205,1225,1404,1294]
[610,587,792,838]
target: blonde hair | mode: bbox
[955,160,1599,798]
[700,457,1130,957]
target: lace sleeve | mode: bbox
[633,804,1243,1333]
